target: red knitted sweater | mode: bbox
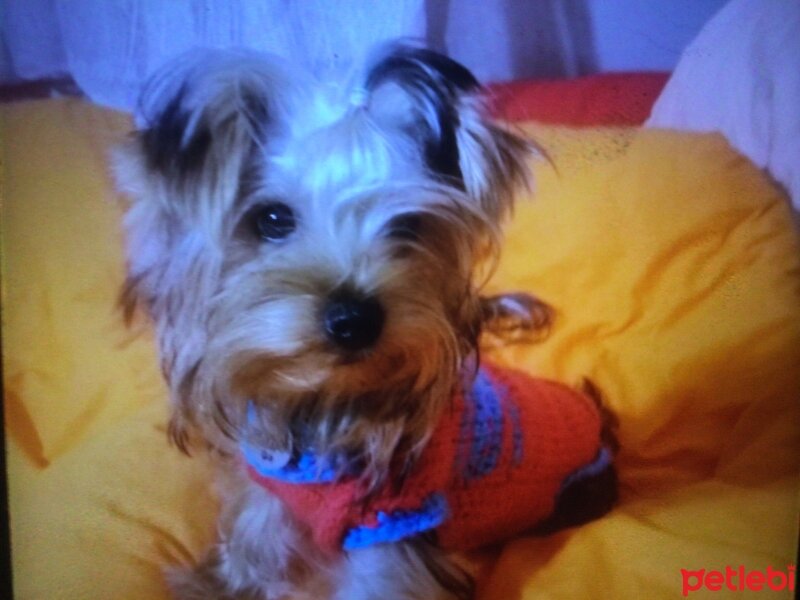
[242,362,609,554]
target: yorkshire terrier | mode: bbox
[113,44,618,600]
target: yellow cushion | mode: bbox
[3,99,798,599]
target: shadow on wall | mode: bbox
[426,0,597,81]
[504,0,597,79]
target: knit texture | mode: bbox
[243,362,606,554]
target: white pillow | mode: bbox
[647,0,800,210]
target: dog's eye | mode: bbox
[252,202,296,241]
[387,213,423,241]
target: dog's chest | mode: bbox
[242,363,607,553]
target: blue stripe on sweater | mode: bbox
[559,447,613,492]
[342,493,449,550]
[463,369,506,480]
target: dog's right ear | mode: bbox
[112,49,288,210]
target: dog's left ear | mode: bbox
[364,45,534,224]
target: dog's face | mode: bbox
[114,46,531,470]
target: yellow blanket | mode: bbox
[3,99,798,599]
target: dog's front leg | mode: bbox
[333,538,473,600]
[168,479,326,600]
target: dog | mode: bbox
[113,43,618,600]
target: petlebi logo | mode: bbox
[681,565,796,596]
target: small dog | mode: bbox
[113,44,617,600]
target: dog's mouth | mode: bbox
[227,335,432,408]
[331,342,386,366]
[334,351,369,367]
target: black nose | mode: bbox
[324,293,385,352]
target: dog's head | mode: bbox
[114,44,533,474]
